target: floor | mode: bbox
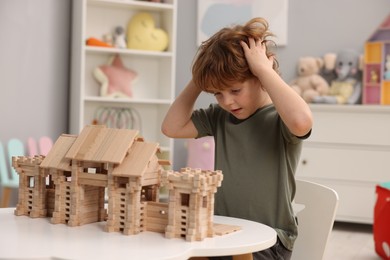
[324,222,381,260]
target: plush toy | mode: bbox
[93,54,138,98]
[313,49,362,104]
[114,26,127,49]
[290,56,330,103]
[127,12,169,51]
[86,37,113,48]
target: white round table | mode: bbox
[0,208,277,260]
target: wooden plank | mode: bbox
[65,125,138,164]
[213,223,241,236]
[40,135,76,171]
[112,142,159,177]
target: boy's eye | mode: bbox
[231,89,241,94]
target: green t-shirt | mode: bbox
[191,103,309,251]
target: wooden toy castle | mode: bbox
[11,125,239,241]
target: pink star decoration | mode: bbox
[93,54,137,98]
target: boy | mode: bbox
[161,18,313,260]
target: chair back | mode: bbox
[0,142,11,186]
[39,136,53,156]
[291,179,339,260]
[27,137,38,156]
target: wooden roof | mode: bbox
[40,134,77,171]
[367,14,390,42]
[112,141,159,177]
[65,125,139,164]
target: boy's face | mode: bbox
[212,79,268,120]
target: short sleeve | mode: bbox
[191,104,220,138]
[280,119,311,144]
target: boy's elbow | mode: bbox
[292,113,313,137]
[161,123,174,138]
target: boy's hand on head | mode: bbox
[240,37,274,78]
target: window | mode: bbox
[181,193,190,206]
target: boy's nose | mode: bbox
[222,95,234,106]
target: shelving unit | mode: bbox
[362,14,390,104]
[69,0,177,163]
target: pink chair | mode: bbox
[27,137,38,156]
[39,136,53,156]
[186,136,215,170]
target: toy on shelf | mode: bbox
[102,33,114,46]
[86,37,113,48]
[289,56,330,103]
[113,26,127,49]
[371,69,379,83]
[92,106,142,131]
[313,49,362,105]
[93,54,138,98]
[11,125,240,241]
[362,14,390,104]
[127,12,169,51]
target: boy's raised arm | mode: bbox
[241,38,313,137]
[161,80,201,138]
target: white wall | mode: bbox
[0,0,71,205]
[173,0,390,170]
[0,0,71,142]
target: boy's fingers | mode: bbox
[248,37,256,47]
[240,40,248,49]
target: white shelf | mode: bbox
[85,96,172,104]
[69,0,177,163]
[85,46,174,58]
[89,0,175,10]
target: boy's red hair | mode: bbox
[192,17,279,93]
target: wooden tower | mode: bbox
[13,155,47,218]
[163,167,223,241]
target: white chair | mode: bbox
[291,179,339,260]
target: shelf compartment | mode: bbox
[363,85,380,104]
[381,81,390,104]
[84,52,173,100]
[364,63,381,84]
[86,1,174,52]
[83,101,171,148]
[364,42,382,63]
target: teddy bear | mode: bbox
[290,56,330,103]
[313,49,362,104]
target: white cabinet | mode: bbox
[296,104,390,224]
[69,0,177,162]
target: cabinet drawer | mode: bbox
[296,177,376,223]
[309,105,390,146]
[297,144,390,182]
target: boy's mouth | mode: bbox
[230,108,242,115]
